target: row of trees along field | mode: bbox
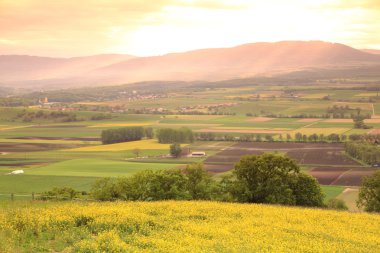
[90,154,325,207]
[156,127,194,143]
[101,127,153,144]
[17,110,80,123]
[345,141,380,165]
[197,132,369,143]
[39,154,380,212]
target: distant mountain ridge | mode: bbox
[1,41,380,89]
[0,54,135,82]
[362,49,380,55]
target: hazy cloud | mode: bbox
[0,0,379,56]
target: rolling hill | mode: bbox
[1,41,380,89]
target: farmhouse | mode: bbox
[191,151,206,157]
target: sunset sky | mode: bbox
[0,0,379,57]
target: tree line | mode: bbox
[101,126,153,144]
[345,141,380,165]
[156,127,194,143]
[196,132,372,143]
[38,154,380,212]
[16,110,80,123]
[90,154,325,207]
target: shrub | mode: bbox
[327,199,348,210]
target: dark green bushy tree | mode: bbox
[230,153,324,206]
[232,153,299,204]
[101,126,145,144]
[116,170,189,201]
[170,143,182,157]
[91,164,215,201]
[90,155,324,208]
[157,127,194,144]
[183,163,216,200]
[90,178,120,201]
[289,173,324,207]
[357,170,380,212]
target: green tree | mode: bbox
[289,173,324,207]
[144,127,154,139]
[170,143,182,157]
[295,132,302,142]
[232,154,299,204]
[116,170,189,201]
[91,178,120,201]
[230,153,324,207]
[352,114,372,129]
[132,148,141,158]
[183,163,215,200]
[101,126,145,144]
[265,134,273,142]
[157,127,194,143]
[357,170,380,212]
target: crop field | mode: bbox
[1,85,380,208]
[202,142,378,187]
[26,159,182,177]
[0,201,379,252]
[68,139,172,152]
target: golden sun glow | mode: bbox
[0,0,379,57]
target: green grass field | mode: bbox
[0,159,182,194]
[1,85,379,207]
[27,159,182,177]
[321,185,345,201]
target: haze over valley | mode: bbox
[1,1,380,252]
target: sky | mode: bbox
[0,0,379,57]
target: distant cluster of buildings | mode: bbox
[37,97,78,111]
[179,102,238,112]
[119,91,167,102]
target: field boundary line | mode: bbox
[301,121,320,128]
[330,169,352,185]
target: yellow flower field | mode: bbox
[0,201,379,252]
[65,139,172,152]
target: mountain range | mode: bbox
[1,41,380,90]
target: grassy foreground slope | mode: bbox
[0,201,379,253]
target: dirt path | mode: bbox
[337,188,360,212]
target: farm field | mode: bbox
[3,5,380,252]
[0,201,379,252]
[1,85,380,208]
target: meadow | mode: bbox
[0,201,379,252]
